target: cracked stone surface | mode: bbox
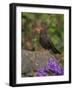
[21,49,63,77]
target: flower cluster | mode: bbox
[36,57,64,76]
[36,67,48,76]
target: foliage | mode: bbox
[21,13,64,53]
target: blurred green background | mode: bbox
[21,13,64,53]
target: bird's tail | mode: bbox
[51,47,61,54]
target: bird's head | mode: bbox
[35,26,44,34]
[34,21,46,34]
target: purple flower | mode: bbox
[36,57,64,77]
[46,57,64,75]
[36,67,47,76]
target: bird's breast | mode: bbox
[39,35,50,49]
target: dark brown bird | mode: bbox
[35,23,61,54]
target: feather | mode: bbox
[39,31,61,54]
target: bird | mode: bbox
[35,22,61,54]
